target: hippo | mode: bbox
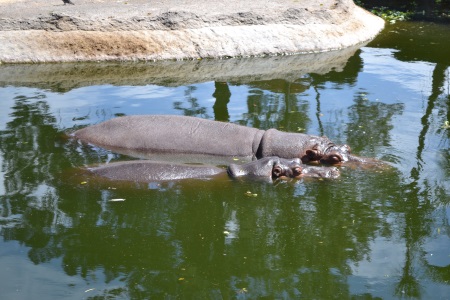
[88,156,340,182]
[73,115,378,165]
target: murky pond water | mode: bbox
[1,21,449,299]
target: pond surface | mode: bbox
[0,21,450,299]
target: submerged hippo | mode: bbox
[89,157,340,182]
[73,115,377,165]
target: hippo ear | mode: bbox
[227,164,246,177]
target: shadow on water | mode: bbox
[0,22,450,298]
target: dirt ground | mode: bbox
[0,0,384,63]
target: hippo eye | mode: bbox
[327,154,343,164]
[272,166,283,178]
[292,166,302,177]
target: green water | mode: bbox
[0,22,449,299]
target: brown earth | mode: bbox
[0,0,384,63]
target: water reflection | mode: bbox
[0,22,450,299]
[0,43,364,91]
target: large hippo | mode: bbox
[73,115,377,165]
[88,157,340,182]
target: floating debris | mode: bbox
[245,191,258,197]
[109,198,125,202]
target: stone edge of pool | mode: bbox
[0,0,384,63]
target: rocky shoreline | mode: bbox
[0,0,384,63]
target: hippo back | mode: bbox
[90,160,225,182]
[74,115,264,159]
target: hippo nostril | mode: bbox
[292,166,302,177]
[272,166,283,178]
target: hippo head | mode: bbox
[319,144,352,164]
[227,157,303,180]
[228,157,340,180]
[300,165,340,179]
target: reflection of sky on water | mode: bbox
[424,234,450,267]
[0,87,20,130]
[0,240,124,300]
[361,47,434,97]
[224,210,239,244]
[348,237,405,297]
[110,85,178,100]
[0,155,3,195]
[228,85,254,121]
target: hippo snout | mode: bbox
[301,165,340,179]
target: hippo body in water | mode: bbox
[89,157,340,182]
[74,115,376,165]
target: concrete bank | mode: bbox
[0,0,384,63]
